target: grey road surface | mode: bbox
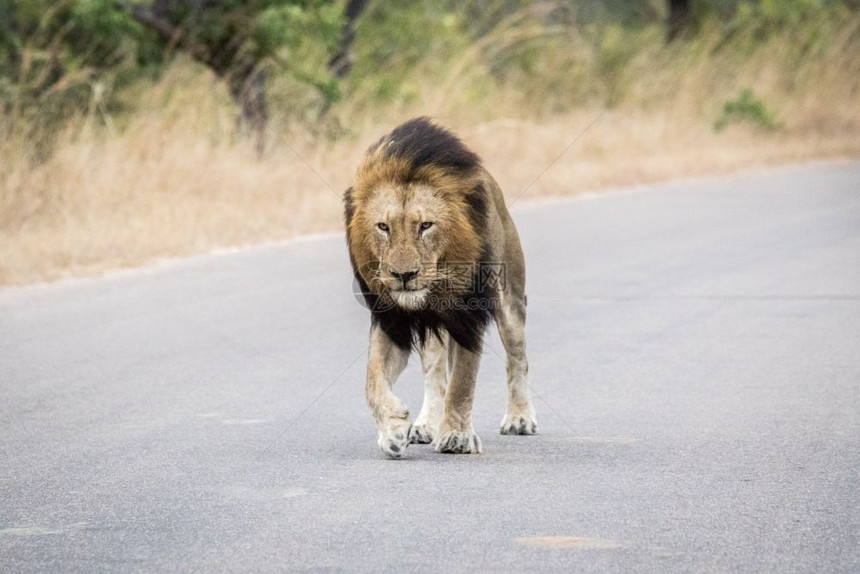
[2,162,859,573]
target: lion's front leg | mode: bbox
[366,324,411,459]
[410,332,449,444]
[434,337,483,454]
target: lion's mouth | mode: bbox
[382,277,427,293]
[389,285,424,292]
[388,287,430,310]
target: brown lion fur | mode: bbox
[345,118,537,456]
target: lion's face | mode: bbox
[350,181,483,311]
[364,184,448,308]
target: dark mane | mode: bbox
[368,117,481,178]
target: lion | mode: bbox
[344,117,536,458]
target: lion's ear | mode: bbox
[344,187,355,225]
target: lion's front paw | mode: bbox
[408,423,435,444]
[500,411,538,435]
[434,428,482,454]
[377,423,411,459]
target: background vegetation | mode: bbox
[2,0,859,284]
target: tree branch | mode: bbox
[120,1,223,74]
[327,0,369,79]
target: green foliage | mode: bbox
[714,0,853,49]
[238,0,343,113]
[733,0,827,30]
[715,88,781,131]
[594,23,639,106]
[348,2,471,107]
[0,0,146,155]
[0,0,345,153]
[2,0,858,153]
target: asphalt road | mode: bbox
[2,162,859,573]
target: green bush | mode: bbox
[715,88,782,131]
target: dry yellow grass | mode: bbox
[2,15,859,285]
[3,107,857,286]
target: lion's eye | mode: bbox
[419,221,434,232]
[377,222,389,233]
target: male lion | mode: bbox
[345,117,536,458]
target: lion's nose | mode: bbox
[390,268,418,285]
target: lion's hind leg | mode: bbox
[496,292,537,435]
[409,332,449,444]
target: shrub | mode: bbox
[715,88,781,131]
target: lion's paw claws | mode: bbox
[378,425,411,459]
[434,429,482,454]
[500,413,538,435]
[408,424,435,444]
